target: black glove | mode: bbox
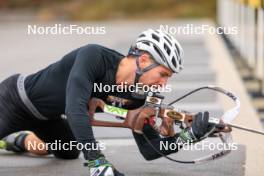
[179,111,215,143]
[192,111,215,140]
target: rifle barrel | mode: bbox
[228,123,264,136]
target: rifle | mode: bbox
[88,85,264,164]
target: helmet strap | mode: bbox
[134,57,159,84]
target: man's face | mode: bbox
[138,54,173,87]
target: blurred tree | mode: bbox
[0,0,216,20]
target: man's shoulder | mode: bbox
[79,44,125,71]
[81,44,104,51]
[81,44,124,57]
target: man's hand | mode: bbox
[179,111,215,143]
[192,111,215,139]
[158,115,175,137]
[88,98,105,118]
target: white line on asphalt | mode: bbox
[99,139,136,146]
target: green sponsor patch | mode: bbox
[0,140,7,149]
[103,105,128,118]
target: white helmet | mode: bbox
[135,29,184,73]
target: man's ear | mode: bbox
[138,54,152,67]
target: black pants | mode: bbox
[0,75,179,161]
[0,75,80,159]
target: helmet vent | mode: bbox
[175,44,180,55]
[152,33,160,42]
[165,33,172,40]
[139,34,146,38]
[178,57,182,65]
[164,36,172,46]
[164,44,171,55]
[153,45,165,62]
[142,41,150,46]
[171,56,177,67]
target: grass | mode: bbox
[0,0,217,21]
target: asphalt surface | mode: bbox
[0,143,245,176]
[0,20,246,176]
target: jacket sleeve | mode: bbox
[65,44,105,158]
